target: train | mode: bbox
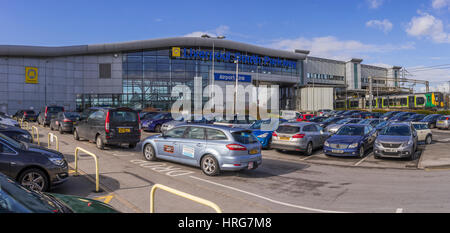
[335,92,445,110]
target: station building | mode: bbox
[0,37,402,114]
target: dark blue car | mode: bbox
[141,112,173,132]
[420,114,442,128]
[250,118,287,149]
[323,124,377,158]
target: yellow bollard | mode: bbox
[47,133,59,151]
[31,126,40,145]
[74,147,100,193]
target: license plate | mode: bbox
[438,121,444,124]
[118,128,131,133]
[279,137,290,140]
[249,149,258,154]
[385,148,397,153]
[248,162,254,169]
[332,149,343,154]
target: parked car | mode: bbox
[349,112,373,119]
[318,116,345,128]
[73,107,141,149]
[332,110,347,117]
[325,118,362,134]
[369,112,383,119]
[403,114,426,122]
[250,118,287,149]
[161,115,213,133]
[0,133,68,192]
[380,111,402,120]
[389,112,415,122]
[436,115,450,130]
[0,172,118,213]
[374,123,418,160]
[280,110,301,120]
[323,124,377,158]
[358,118,384,128]
[13,110,38,122]
[317,109,333,116]
[271,122,328,156]
[308,116,328,123]
[0,115,20,127]
[141,112,173,132]
[0,124,33,143]
[420,114,442,129]
[295,114,315,122]
[38,105,65,126]
[50,112,80,134]
[374,120,390,132]
[412,122,433,144]
[213,115,256,129]
[341,110,362,118]
[141,124,262,176]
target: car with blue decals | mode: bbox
[141,112,173,132]
[249,118,287,149]
[323,124,377,158]
[141,124,262,176]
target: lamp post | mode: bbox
[234,57,239,115]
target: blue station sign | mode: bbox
[214,73,252,83]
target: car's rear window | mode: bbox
[111,111,138,123]
[277,126,301,134]
[439,116,449,120]
[64,112,80,120]
[47,107,64,113]
[231,131,258,144]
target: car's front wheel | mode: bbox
[201,155,220,176]
[143,144,157,161]
[19,168,49,192]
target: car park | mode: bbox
[295,113,315,122]
[13,110,38,122]
[0,115,20,127]
[420,114,442,128]
[323,124,377,158]
[141,112,173,132]
[308,116,328,123]
[213,115,256,129]
[331,110,347,117]
[280,110,301,120]
[0,173,118,213]
[389,112,415,122]
[73,107,141,149]
[317,109,333,116]
[403,114,426,122]
[160,115,213,133]
[369,112,383,119]
[0,124,33,143]
[38,105,65,126]
[374,120,390,132]
[271,122,328,156]
[436,115,450,130]
[374,123,418,160]
[318,116,345,128]
[50,112,80,134]
[349,112,373,119]
[325,118,362,134]
[340,110,362,118]
[250,118,287,149]
[141,124,262,176]
[0,133,68,192]
[358,118,384,127]
[380,111,402,120]
[412,122,433,144]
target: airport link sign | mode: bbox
[171,47,297,69]
[214,73,252,83]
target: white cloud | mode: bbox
[268,36,414,61]
[406,65,450,92]
[432,0,450,9]
[184,25,230,38]
[366,19,393,33]
[406,12,450,43]
[368,0,384,9]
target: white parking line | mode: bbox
[354,153,373,167]
[189,175,348,213]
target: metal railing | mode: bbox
[47,133,59,151]
[31,126,40,145]
[74,147,100,192]
[150,184,222,213]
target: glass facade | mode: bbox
[76,47,301,111]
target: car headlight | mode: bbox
[324,141,330,147]
[49,157,65,166]
[403,140,413,147]
[375,140,381,147]
[22,134,31,139]
[348,143,359,148]
[257,133,269,138]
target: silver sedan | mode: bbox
[141,124,262,176]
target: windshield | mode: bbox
[336,125,364,136]
[380,125,411,136]
[376,121,389,128]
[323,117,340,123]
[422,114,438,121]
[336,119,351,124]
[0,175,63,213]
[64,112,80,119]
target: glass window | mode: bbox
[185,127,206,140]
[277,126,301,134]
[165,126,188,138]
[231,131,258,144]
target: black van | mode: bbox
[73,107,141,149]
[38,105,65,126]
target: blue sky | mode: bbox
[1,0,449,91]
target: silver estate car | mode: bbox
[271,122,329,156]
[374,123,418,160]
[436,115,450,130]
[141,124,262,176]
[325,118,362,134]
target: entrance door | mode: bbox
[409,96,415,109]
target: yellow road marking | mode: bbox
[94,195,114,204]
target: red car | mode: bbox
[296,114,315,122]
